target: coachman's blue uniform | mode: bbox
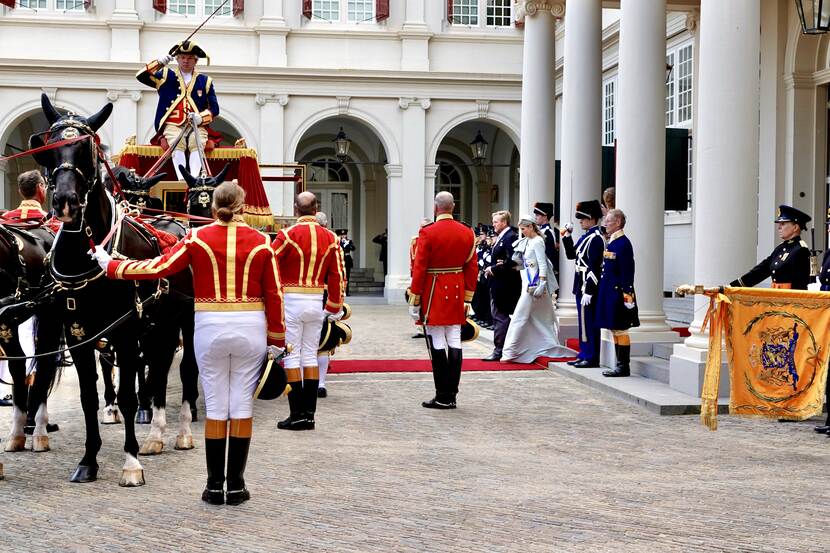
[136,63,219,132]
[562,200,605,365]
[596,230,640,331]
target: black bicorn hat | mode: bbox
[774,204,811,228]
[533,202,554,219]
[170,40,210,61]
[575,200,603,221]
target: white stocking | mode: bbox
[318,355,329,389]
[188,150,203,178]
[172,150,187,180]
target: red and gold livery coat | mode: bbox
[1,200,61,232]
[106,218,285,347]
[272,215,345,314]
[408,214,477,326]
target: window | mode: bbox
[203,0,230,16]
[168,0,196,16]
[347,0,374,22]
[452,0,478,26]
[437,163,463,217]
[313,0,339,21]
[308,159,349,184]
[56,0,83,9]
[486,0,511,27]
[666,42,693,127]
[603,77,616,146]
[18,0,47,7]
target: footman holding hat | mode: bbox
[561,200,605,368]
[730,205,811,290]
[136,40,219,181]
[534,201,559,283]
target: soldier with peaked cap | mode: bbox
[534,201,559,283]
[561,199,605,368]
[408,191,478,409]
[730,205,812,290]
[136,40,219,181]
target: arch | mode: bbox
[427,111,520,166]
[0,96,98,154]
[287,107,400,166]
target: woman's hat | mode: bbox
[518,213,536,226]
[253,354,288,401]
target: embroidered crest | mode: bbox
[70,323,86,341]
[61,127,80,140]
[750,323,800,391]
[198,191,210,208]
[0,324,13,344]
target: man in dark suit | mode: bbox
[483,210,522,362]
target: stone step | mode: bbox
[548,361,728,416]
[630,356,670,384]
[652,343,674,361]
[664,296,694,326]
[348,277,381,284]
[349,285,385,293]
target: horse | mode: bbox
[0,222,55,453]
[116,168,201,454]
[180,162,229,224]
[27,93,166,485]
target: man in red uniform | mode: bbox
[1,170,60,232]
[272,191,345,430]
[408,192,477,409]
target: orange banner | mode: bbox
[701,287,830,430]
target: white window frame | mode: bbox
[11,0,90,13]
[602,75,617,147]
[450,0,514,30]
[310,0,379,24]
[164,0,233,18]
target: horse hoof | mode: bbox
[119,468,145,487]
[32,436,50,452]
[174,434,194,450]
[69,464,98,483]
[138,439,164,456]
[135,409,153,425]
[101,406,122,425]
[4,436,26,452]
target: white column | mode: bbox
[108,0,142,63]
[387,97,430,302]
[256,93,289,215]
[256,0,288,67]
[557,0,602,340]
[105,90,141,155]
[515,1,561,216]
[425,164,439,217]
[616,0,677,346]
[669,0,760,396]
[0,160,8,211]
[401,0,430,71]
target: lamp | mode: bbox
[333,127,351,160]
[795,0,830,34]
[470,130,488,164]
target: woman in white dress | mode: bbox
[502,215,575,363]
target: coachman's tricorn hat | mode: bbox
[533,202,554,219]
[319,304,353,353]
[170,40,210,63]
[254,353,288,401]
[575,200,603,221]
[461,318,480,343]
[774,204,811,228]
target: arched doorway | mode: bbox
[433,120,520,227]
[293,117,389,289]
[0,109,54,210]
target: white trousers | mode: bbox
[194,311,266,420]
[284,293,325,371]
[425,325,462,350]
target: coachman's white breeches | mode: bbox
[284,293,325,371]
[194,311,266,420]
[425,325,461,350]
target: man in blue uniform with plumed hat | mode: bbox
[136,40,219,181]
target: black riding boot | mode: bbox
[603,344,630,377]
[423,343,454,409]
[201,425,226,505]
[277,381,307,430]
[225,436,251,506]
[445,347,462,406]
[302,379,319,430]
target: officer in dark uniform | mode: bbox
[561,200,605,368]
[534,202,559,284]
[730,205,811,290]
[815,209,830,435]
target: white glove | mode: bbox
[189,111,203,126]
[580,293,592,307]
[532,284,546,298]
[157,54,174,66]
[464,302,473,317]
[326,309,344,321]
[408,305,421,321]
[267,345,284,359]
[562,222,574,236]
[90,246,112,271]
[623,293,636,310]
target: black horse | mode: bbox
[28,93,171,485]
[117,168,200,454]
[181,162,229,224]
[0,222,55,453]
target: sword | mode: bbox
[189,118,212,177]
[420,275,438,359]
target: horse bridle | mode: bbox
[187,181,216,213]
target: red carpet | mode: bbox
[328,356,575,374]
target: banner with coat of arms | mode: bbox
[700,287,830,430]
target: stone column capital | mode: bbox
[106,89,141,103]
[424,164,440,179]
[385,164,403,178]
[513,1,565,22]
[398,97,431,110]
[256,93,289,107]
[41,87,58,103]
[475,99,490,119]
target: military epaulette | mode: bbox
[800,240,809,249]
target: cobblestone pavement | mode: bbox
[1,305,829,552]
